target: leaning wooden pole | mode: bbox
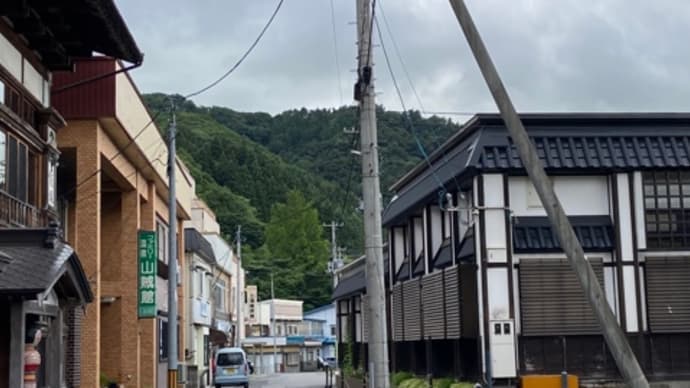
[447,1,648,386]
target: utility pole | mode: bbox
[355,0,390,386]
[167,106,178,388]
[447,1,648,386]
[271,272,277,373]
[236,225,243,348]
[323,221,343,287]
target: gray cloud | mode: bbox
[116,0,690,117]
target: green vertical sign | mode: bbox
[138,230,157,318]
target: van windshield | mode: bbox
[217,352,244,366]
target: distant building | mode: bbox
[244,298,305,373]
[303,304,337,359]
[184,227,216,387]
[191,199,246,345]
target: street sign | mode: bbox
[138,230,157,318]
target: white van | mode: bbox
[214,347,249,388]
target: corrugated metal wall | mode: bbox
[403,279,422,341]
[392,284,404,341]
[646,256,690,333]
[422,271,445,339]
[445,266,462,339]
[519,258,604,336]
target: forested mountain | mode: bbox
[143,93,463,307]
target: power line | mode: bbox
[376,0,477,121]
[373,16,447,201]
[329,0,344,105]
[63,111,163,198]
[184,0,285,100]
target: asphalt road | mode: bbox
[248,371,330,388]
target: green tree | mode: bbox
[263,191,330,309]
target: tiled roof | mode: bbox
[331,270,365,300]
[0,228,92,303]
[513,216,615,253]
[384,113,690,226]
[480,136,690,170]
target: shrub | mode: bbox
[449,383,475,388]
[392,371,415,387]
[399,378,430,388]
[433,378,455,388]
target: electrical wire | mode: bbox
[329,0,344,105]
[374,16,447,202]
[63,111,163,198]
[377,0,476,122]
[184,0,285,100]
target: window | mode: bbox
[286,352,300,366]
[203,335,210,366]
[156,220,169,264]
[159,319,168,361]
[195,270,204,298]
[0,80,4,105]
[643,171,690,249]
[330,325,336,336]
[0,131,5,190]
[217,352,244,366]
[46,153,57,208]
[214,280,225,310]
[288,324,298,335]
[3,135,35,204]
[276,325,283,336]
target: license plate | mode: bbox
[225,368,236,374]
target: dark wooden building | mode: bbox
[335,113,690,384]
[0,1,141,386]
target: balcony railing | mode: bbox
[0,191,47,228]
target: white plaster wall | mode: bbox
[509,176,609,216]
[632,172,647,249]
[413,217,423,261]
[430,206,443,254]
[616,174,634,261]
[483,174,503,207]
[0,34,22,82]
[623,266,639,332]
[393,227,405,273]
[22,59,43,104]
[487,268,510,320]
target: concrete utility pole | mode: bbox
[355,0,390,386]
[323,221,343,287]
[236,225,243,348]
[167,107,179,388]
[447,1,648,386]
[271,272,278,373]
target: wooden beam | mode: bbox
[8,302,25,387]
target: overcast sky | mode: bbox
[116,0,690,118]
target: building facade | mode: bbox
[303,304,337,360]
[244,299,304,374]
[0,2,142,386]
[184,228,216,388]
[52,57,195,388]
[190,199,246,346]
[335,113,690,384]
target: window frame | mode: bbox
[643,171,690,249]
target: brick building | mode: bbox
[0,1,143,387]
[52,57,196,387]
